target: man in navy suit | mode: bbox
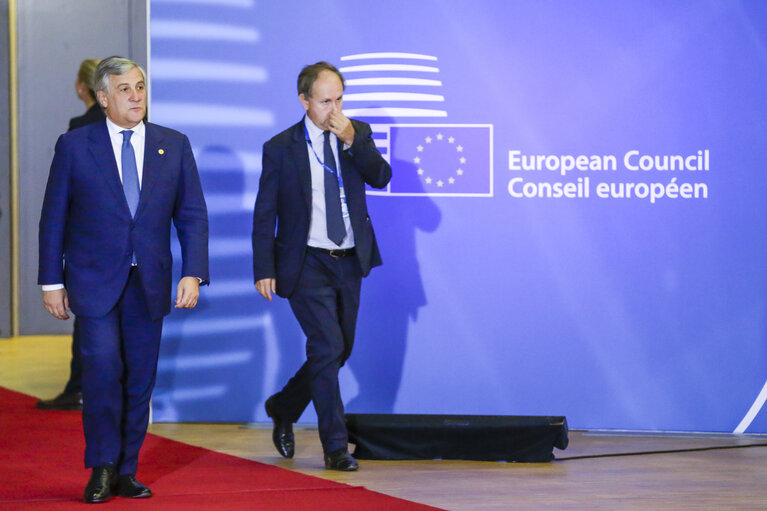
[252,62,391,471]
[38,56,209,503]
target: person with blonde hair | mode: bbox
[69,58,106,131]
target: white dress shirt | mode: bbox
[304,115,355,250]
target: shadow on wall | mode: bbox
[347,120,442,413]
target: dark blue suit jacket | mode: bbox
[252,118,392,298]
[38,121,209,320]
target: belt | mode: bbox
[308,246,356,258]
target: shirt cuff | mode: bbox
[42,284,65,291]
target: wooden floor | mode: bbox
[3,335,767,510]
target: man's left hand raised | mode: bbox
[328,111,354,146]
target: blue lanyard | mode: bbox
[304,123,343,188]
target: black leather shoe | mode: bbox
[265,396,294,458]
[36,391,83,411]
[116,475,152,499]
[324,449,359,471]
[83,465,116,503]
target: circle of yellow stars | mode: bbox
[412,132,467,188]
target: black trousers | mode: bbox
[271,248,362,455]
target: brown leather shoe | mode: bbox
[36,391,83,411]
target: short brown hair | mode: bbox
[297,61,344,98]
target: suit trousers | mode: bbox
[63,318,83,394]
[77,267,163,475]
[273,248,362,455]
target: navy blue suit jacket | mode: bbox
[252,118,392,298]
[38,121,209,320]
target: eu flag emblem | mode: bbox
[383,124,493,197]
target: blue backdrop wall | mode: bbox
[149,0,767,433]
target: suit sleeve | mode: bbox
[173,134,210,284]
[38,135,71,285]
[251,142,279,282]
[345,120,392,189]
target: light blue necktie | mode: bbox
[121,130,140,217]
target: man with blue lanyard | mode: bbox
[252,61,391,471]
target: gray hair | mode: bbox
[94,56,146,93]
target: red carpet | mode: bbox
[0,388,444,510]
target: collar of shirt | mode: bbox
[105,117,146,186]
[304,115,351,152]
[304,114,342,175]
[304,114,328,147]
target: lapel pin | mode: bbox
[158,149,165,155]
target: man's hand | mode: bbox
[43,288,70,320]
[256,278,276,301]
[328,111,355,146]
[175,276,200,309]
